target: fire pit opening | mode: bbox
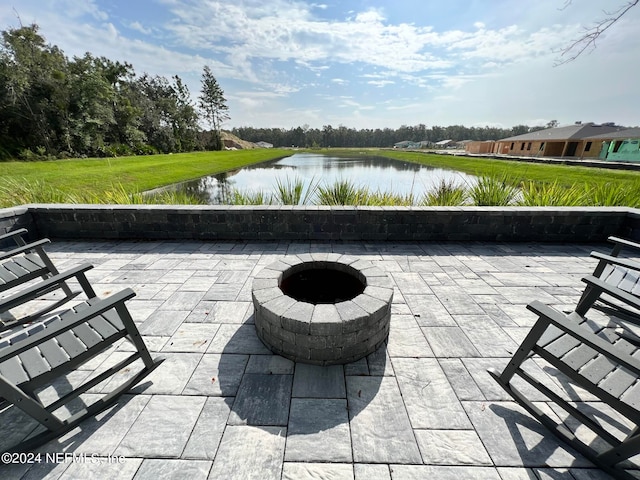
[280,266,365,304]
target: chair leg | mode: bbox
[0,376,64,431]
[576,284,602,316]
[491,316,550,382]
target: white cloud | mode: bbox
[129,21,152,35]
[368,80,395,87]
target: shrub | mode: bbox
[230,189,273,205]
[519,181,587,206]
[316,179,363,205]
[586,182,640,207]
[467,172,520,206]
[274,176,318,205]
[422,179,467,206]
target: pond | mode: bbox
[166,153,477,204]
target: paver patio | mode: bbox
[0,239,634,479]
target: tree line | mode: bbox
[0,24,228,160]
[231,123,549,149]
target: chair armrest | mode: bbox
[0,263,94,313]
[0,288,136,362]
[0,229,28,245]
[608,236,640,255]
[527,300,640,374]
[580,275,640,314]
[591,252,640,273]
[0,239,51,262]
[0,289,136,361]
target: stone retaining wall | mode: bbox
[1,204,639,243]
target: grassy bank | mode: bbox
[0,149,291,207]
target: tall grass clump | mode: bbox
[90,184,206,205]
[274,176,318,205]
[229,189,273,205]
[519,181,587,206]
[422,179,467,206]
[97,184,148,204]
[362,191,416,206]
[316,179,363,205]
[0,178,207,206]
[586,182,640,207]
[145,190,207,205]
[467,172,520,206]
[0,178,77,206]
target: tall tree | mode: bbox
[135,74,199,153]
[0,24,68,156]
[199,65,229,150]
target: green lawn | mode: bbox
[0,149,291,206]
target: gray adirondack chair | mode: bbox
[575,236,640,323]
[0,264,164,452]
[0,229,78,327]
[489,300,640,479]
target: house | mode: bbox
[433,139,454,148]
[465,140,496,154]
[582,127,640,162]
[493,123,624,158]
[393,140,422,149]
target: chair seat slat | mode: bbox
[71,323,103,349]
[37,339,70,370]
[561,343,598,371]
[542,334,580,358]
[18,348,50,379]
[598,366,637,399]
[579,355,617,384]
[13,256,45,275]
[55,330,89,358]
[0,356,29,384]
[87,315,120,339]
[618,271,640,293]
[23,253,45,269]
[4,261,29,278]
[604,266,627,287]
[0,266,18,284]
[619,382,640,411]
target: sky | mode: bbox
[1,0,639,130]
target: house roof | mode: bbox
[498,124,624,142]
[583,127,640,140]
[434,139,453,145]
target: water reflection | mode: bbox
[170,153,476,204]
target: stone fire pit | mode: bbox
[251,254,393,365]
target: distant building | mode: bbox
[255,141,273,148]
[582,127,640,162]
[393,140,422,149]
[493,123,624,158]
[465,141,496,154]
[433,139,454,148]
